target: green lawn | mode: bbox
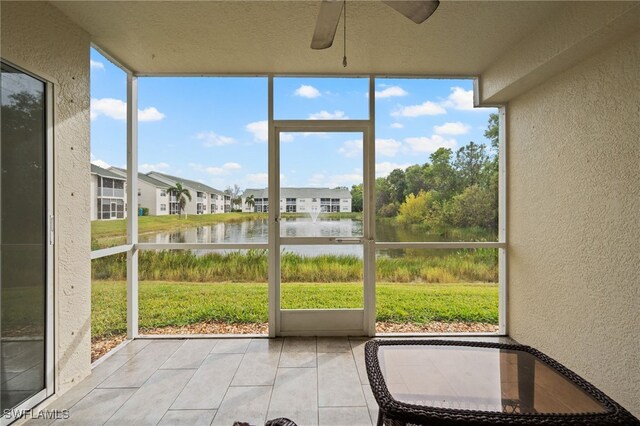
[92,280,498,338]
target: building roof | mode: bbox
[91,163,126,180]
[147,171,226,196]
[242,187,351,199]
[109,167,169,189]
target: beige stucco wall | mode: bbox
[507,30,640,415]
[1,0,92,394]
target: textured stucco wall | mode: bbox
[1,1,92,394]
[507,31,640,415]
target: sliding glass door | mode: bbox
[1,61,52,420]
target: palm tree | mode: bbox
[167,182,192,219]
[245,194,255,211]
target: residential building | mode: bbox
[147,171,230,215]
[241,188,352,213]
[90,164,126,220]
[110,167,171,216]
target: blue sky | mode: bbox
[90,48,496,191]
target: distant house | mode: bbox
[146,171,230,215]
[241,188,352,213]
[90,164,127,220]
[110,168,171,216]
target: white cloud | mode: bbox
[91,159,111,169]
[308,172,361,188]
[138,107,166,122]
[139,162,170,173]
[90,98,166,122]
[338,139,362,158]
[245,172,285,186]
[222,162,242,170]
[308,110,348,120]
[246,120,293,142]
[294,85,321,98]
[337,138,401,158]
[433,121,471,135]
[391,101,446,117]
[375,138,401,157]
[404,135,457,153]
[376,162,412,178]
[246,173,269,185]
[190,162,241,175]
[195,131,236,147]
[375,86,408,98]
[391,122,404,129]
[90,60,104,71]
[441,86,475,111]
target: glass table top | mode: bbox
[377,345,607,414]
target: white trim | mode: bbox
[272,120,370,130]
[136,243,268,251]
[0,61,55,424]
[374,242,506,249]
[364,76,376,336]
[45,79,55,398]
[136,334,267,339]
[267,76,279,338]
[90,244,133,260]
[280,237,362,245]
[90,43,135,75]
[498,106,508,335]
[274,125,369,336]
[126,74,139,339]
[0,389,49,426]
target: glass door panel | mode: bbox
[1,62,49,415]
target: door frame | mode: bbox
[268,120,376,337]
[0,59,55,425]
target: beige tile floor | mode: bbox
[23,336,510,426]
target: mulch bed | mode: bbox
[91,321,498,362]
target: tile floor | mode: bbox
[22,336,509,426]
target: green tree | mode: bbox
[350,184,363,212]
[425,148,457,200]
[484,112,499,153]
[454,142,489,189]
[397,190,443,228]
[387,168,407,204]
[244,194,255,211]
[447,185,496,229]
[225,184,242,210]
[404,164,428,198]
[167,182,192,219]
[375,177,392,213]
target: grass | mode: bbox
[92,249,497,283]
[91,280,498,338]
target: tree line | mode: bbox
[351,113,499,231]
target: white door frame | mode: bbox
[0,60,55,426]
[268,119,375,336]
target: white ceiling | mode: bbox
[52,1,564,75]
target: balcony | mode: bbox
[2,1,639,423]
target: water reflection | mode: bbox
[138,217,496,258]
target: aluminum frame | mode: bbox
[0,60,55,425]
[88,65,508,338]
[272,121,373,336]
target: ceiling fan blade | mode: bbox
[311,0,344,50]
[382,0,440,24]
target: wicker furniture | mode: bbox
[365,339,639,425]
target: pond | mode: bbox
[138,217,496,257]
